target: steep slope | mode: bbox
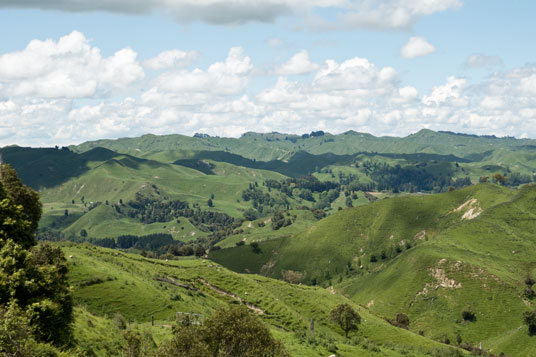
[211,184,536,355]
[211,184,513,281]
[63,243,462,356]
[338,184,536,355]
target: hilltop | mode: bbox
[71,129,536,162]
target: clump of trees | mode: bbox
[0,163,73,354]
[127,192,234,232]
[158,306,289,356]
[271,211,293,230]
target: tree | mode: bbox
[0,164,41,237]
[159,306,289,356]
[207,198,213,207]
[329,303,361,337]
[0,301,61,356]
[492,173,506,185]
[524,309,536,336]
[0,163,73,347]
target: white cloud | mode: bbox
[463,54,503,68]
[422,76,467,106]
[148,47,252,96]
[313,57,397,94]
[276,50,319,75]
[391,86,419,104]
[144,50,199,70]
[519,74,536,97]
[0,31,144,99]
[4,31,536,147]
[257,78,304,104]
[400,36,436,59]
[480,96,504,110]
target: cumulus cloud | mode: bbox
[1,0,461,29]
[3,31,536,147]
[400,36,436,58]
[422,76,467,106]
[463,54,503,68]
[0,31,144,99]
[276,50,319,75]
[144,50,199,70]
[148,47,252,97]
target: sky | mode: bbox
[0,0,536,147]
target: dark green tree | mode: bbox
[329,303,361,337]
[0,164,41,238]
[523,309,536,336]
[0,163,73,347]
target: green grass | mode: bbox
[216,209,319,248]
[212,184,536,355]
[63,243,462,356]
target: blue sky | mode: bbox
[0,0,535,146]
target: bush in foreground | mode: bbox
[158,305,289,356]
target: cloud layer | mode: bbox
[1,31,536,146]
[2,0,461,28]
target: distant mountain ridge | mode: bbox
[70,129,536,162]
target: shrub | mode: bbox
[523,309,536,336]
[461,309,476,322]
[159,306,289,356]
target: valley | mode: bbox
[1,129,536,356]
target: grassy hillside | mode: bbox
[210,184,536,355]
[30,149,291,241]
[2,129,535,249]
[211,184,514,280]
[64,243,463,356]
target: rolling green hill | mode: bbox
[72,129,536,162]
[3,130,536,355]
[210,184,536,355]
[64,243,463,356]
